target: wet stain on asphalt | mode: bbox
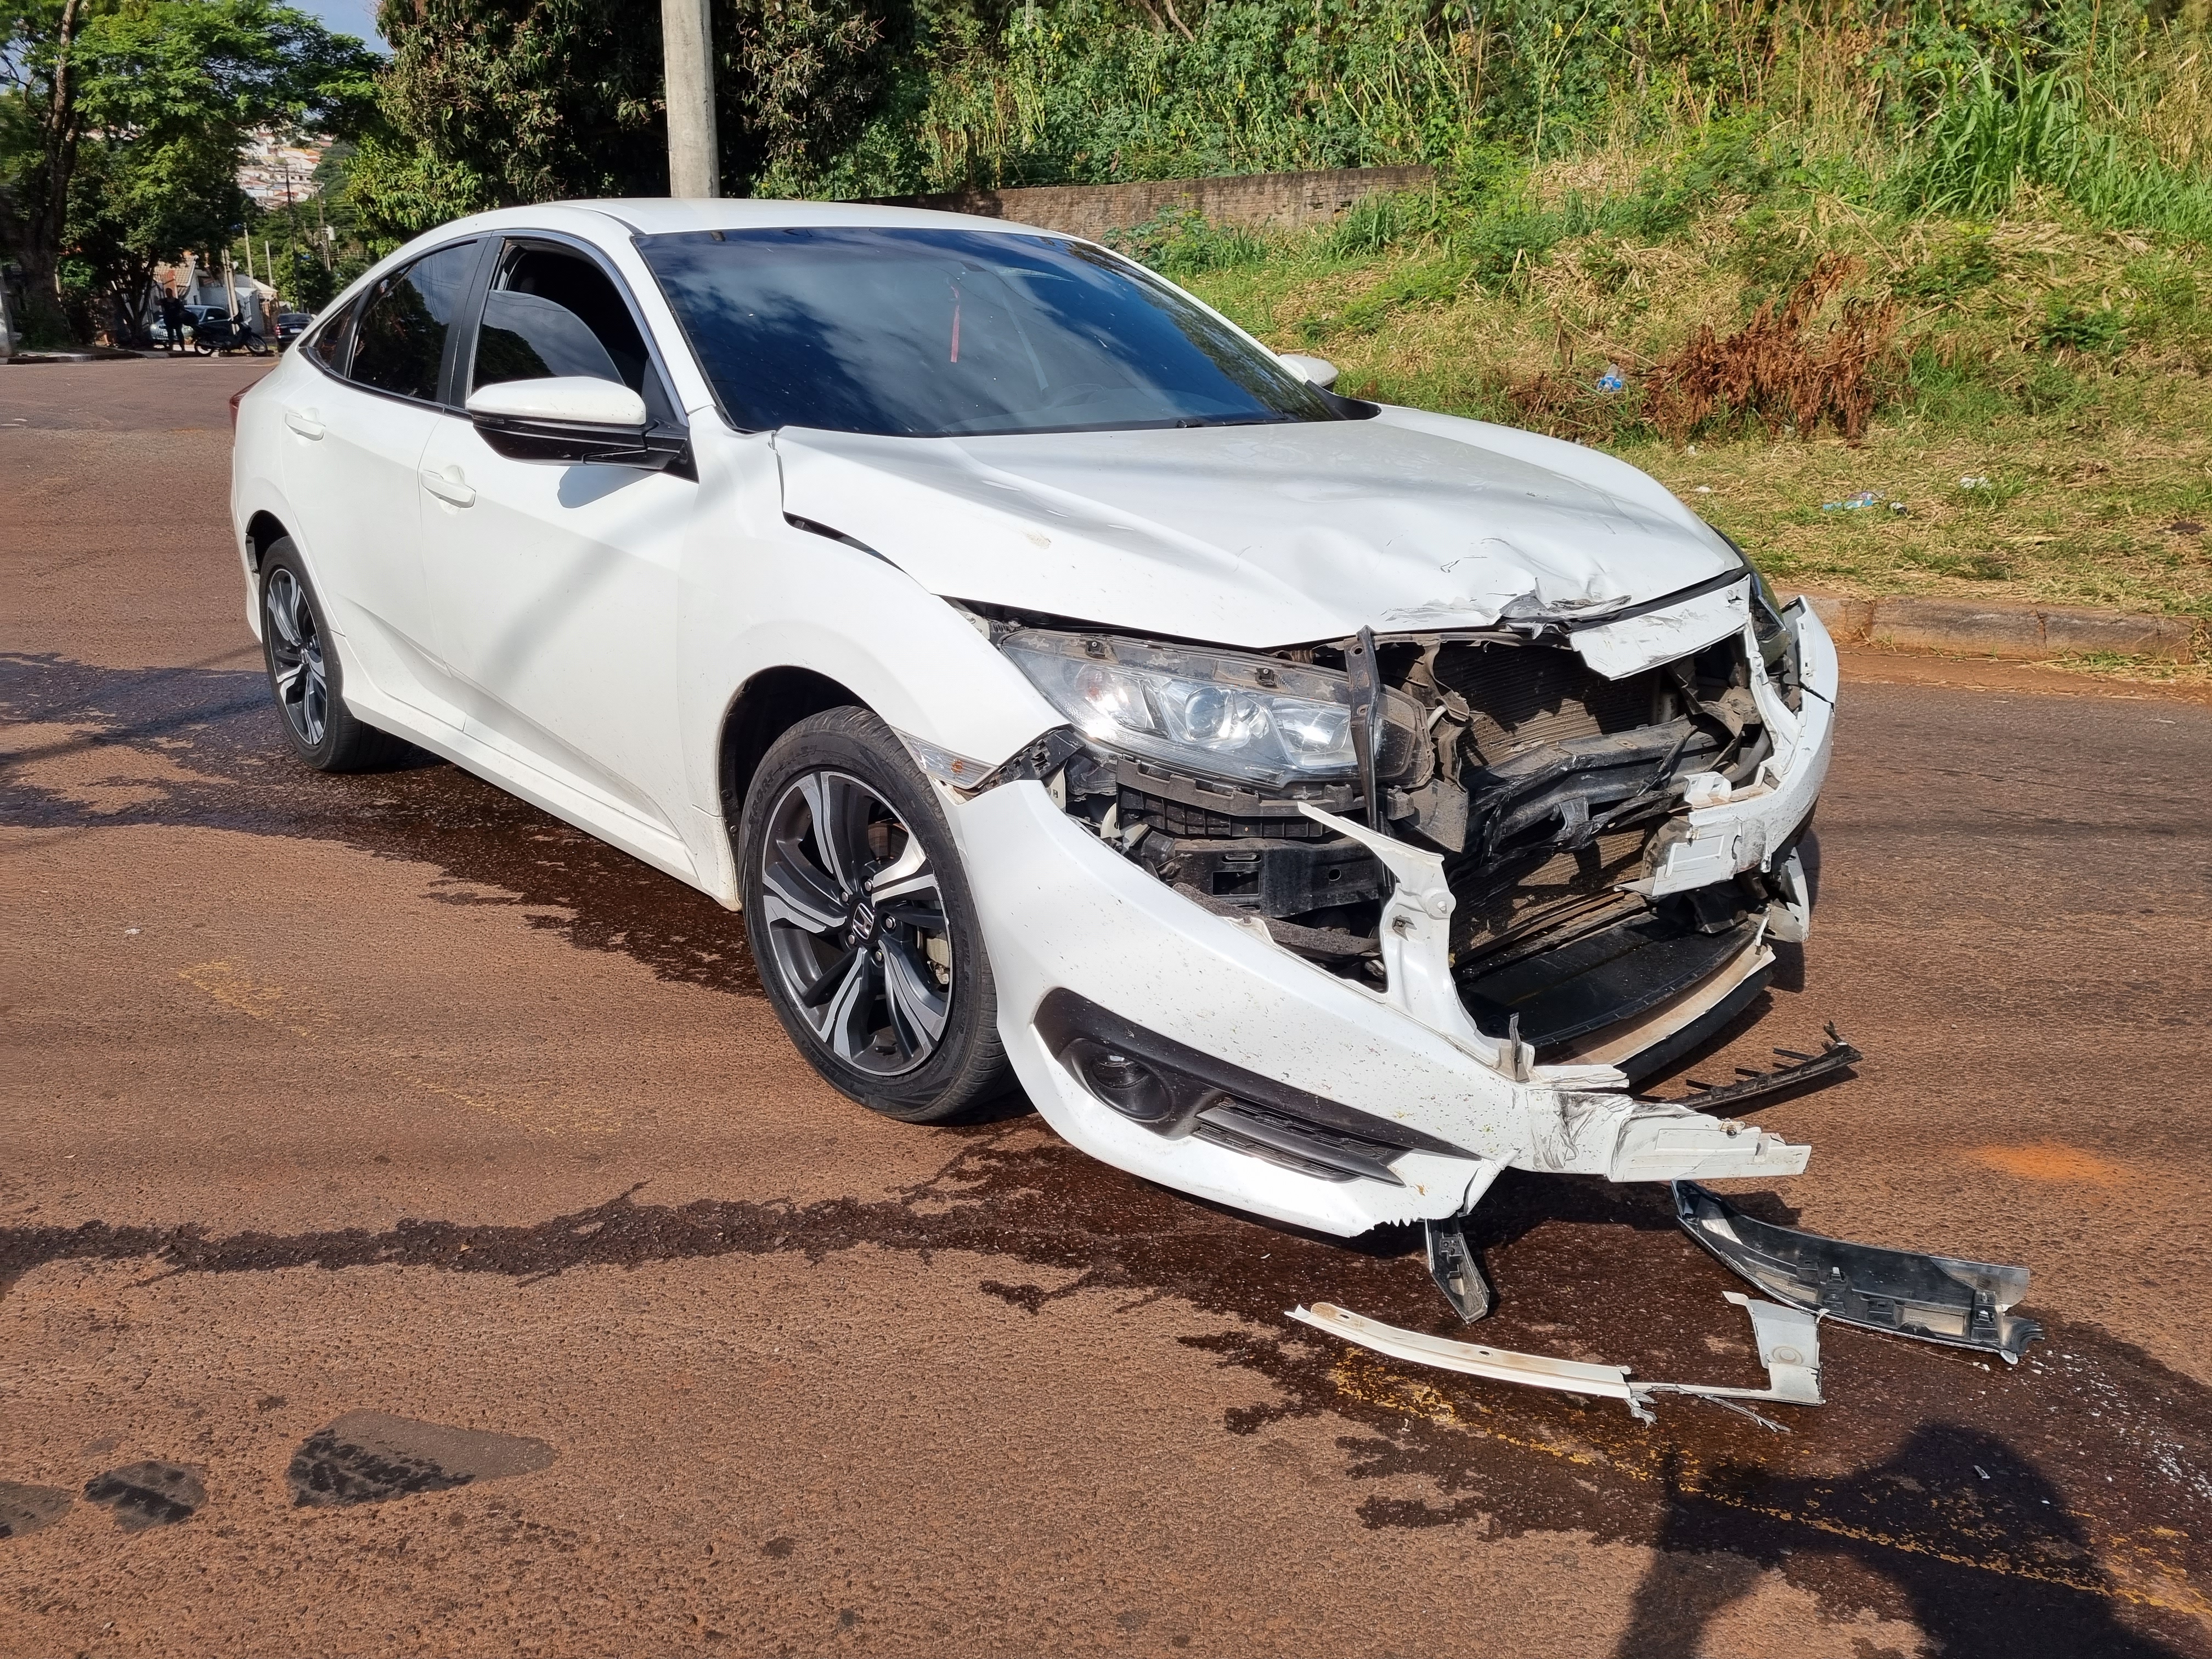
[287,1411,558,1508]
[0,1480,73,1541]
[81,1461,206,1531]
[0,653,760,996]
[4,1135,2208,1654]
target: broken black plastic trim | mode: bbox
[1424,1214,1493,1323]
[1669,1023,1861,1110]
[1672,1181,2044,1363]
[1344,625,1386,829]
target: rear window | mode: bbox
[307,302,354,371]
[636,225,1342,438]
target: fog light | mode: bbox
[1032,989,1469,1169]
[1066,1041,1176,1123]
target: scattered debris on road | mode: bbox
[1660,1022,1863,1110]
[1291,1290,1824,1429]
[1675,1180,2044,1362]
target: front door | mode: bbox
[278,239,479,719]
[417,236,697,856]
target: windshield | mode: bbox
[635,225,1345,438]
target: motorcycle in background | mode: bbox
[191,312,270,357]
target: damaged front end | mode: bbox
[971,564,1825,1087]
[896,562,1875,1364]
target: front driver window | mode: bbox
[472,245,650,396]
[348,240,478,402]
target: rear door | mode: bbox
[416,234,697,856]
[277,239,481,719]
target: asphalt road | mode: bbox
[5,358,2211,1658]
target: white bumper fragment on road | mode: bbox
[1290,1291,1825,1426]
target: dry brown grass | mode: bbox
[1510,255,1904,443]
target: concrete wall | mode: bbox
[878,165,1437,242]
[1797,591,2198,661]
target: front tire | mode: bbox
[258,539,411,772]
[739,707,1013,1123]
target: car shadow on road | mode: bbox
[0,651,761,996]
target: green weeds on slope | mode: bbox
[1114,120,2212,618]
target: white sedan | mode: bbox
[230,199,1837,1313]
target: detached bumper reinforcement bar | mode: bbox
[1290,1292,1823,1429]
[1673,1180,2044,1363]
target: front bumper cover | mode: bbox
[937,606,1838,1239]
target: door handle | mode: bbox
[284,408,324,439]
[421,466,476,508]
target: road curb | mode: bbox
[1796,591,2198,662]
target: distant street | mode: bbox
[5,358,2211,1657]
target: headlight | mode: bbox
[1712,523,1784,623]
[1000,629,1423,789]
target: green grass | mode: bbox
[1141,143,2212,629]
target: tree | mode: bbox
[60,116,242,339]
[0,0,380,340]
[372,0,892,213]
[0,0,92,340]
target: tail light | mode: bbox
[229,383,251,433]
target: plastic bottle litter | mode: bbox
[1595,364,1625,392]
[1959,475,1990,490]
[1821,490,1909,515]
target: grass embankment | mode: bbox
[1139,138,2212,638]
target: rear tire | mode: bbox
[738,707,1013,1124]
[258,538,413,772]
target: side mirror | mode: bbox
[1277,352,1340,391]
[466,376,689,473]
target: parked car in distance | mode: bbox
[147,303,227,346]
[273,311,314,349]
[229,200,1835,1270]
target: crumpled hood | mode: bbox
[774,405,1739,648]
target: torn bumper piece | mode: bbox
[1290,1291,1822,1427]
[1674,1181,2044,1363]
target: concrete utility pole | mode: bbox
[661,0,719,198]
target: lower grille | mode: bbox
[1191,1100,1406,1184]
[1120,788,1334,840]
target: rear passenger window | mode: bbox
[349,241,478,402]
[307,300,356,373]
[472,244,650,396]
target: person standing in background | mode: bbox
[161,289,187,355]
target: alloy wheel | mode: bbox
[264,567,328,747]
[757,769,953,1076]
